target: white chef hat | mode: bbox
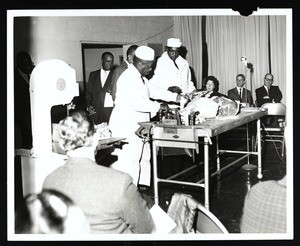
[167,38,182,48]
[135,46,155,61]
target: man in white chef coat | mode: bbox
[109,46,184,187]
[149,38,196,96]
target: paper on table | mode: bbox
[150,204,177,234]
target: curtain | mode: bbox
[174,15,286,104]
[174,16,202,89]
[269,16,286,104]
[206,15,269,98]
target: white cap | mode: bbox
[135,46,155,61]
[167,38,182,48]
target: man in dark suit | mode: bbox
[85,52,115,124]
[111,45,138,102]
[255,73,283,127]
[255,73,282,107]
[14,51,35,149]
[228,74,253,107]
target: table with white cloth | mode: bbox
[140,107,267,210]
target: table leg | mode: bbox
[216,135,220,172]
[152,140,159,204]
[204,137,210,210]
[257,118,263,179]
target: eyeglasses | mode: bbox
[264,78,273,81]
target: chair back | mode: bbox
[195,203,229,233]
[167,193,228,233]
[261,103,286,116]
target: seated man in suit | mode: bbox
[255,73,283,126]
[255,73,282,107]
[228,74,253,107]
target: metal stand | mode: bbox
[242,122,257,171]
[241,58,257,171]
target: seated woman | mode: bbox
[15,189,90,234]
[43,110,154,234]
[200,75,225,98]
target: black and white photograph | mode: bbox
[7,7,293,242]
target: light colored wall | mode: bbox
[14,16,175,83]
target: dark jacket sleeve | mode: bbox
[272,86,283,102]
[255,87,266,107]
[228,89,237,101]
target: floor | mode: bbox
[139,131,286,233]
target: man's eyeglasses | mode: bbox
[264,78,273,81]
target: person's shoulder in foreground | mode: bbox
[240,175,286,233]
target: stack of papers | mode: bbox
[150,204,177,234]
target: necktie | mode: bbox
[267,87,270,96]
[141,76,145,84]
[173,60,179,69]
[239,88,242,100]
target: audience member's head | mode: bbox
[236,74,246,88]
[58,110,96,152]
[15,189,90,234]
[16,51,35,75]
[203,76,219,92]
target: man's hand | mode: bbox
[168,86,182,95]
[87,105,96,115]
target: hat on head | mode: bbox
[135,46,155,61]
[167,38,182,48]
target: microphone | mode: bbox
[241,56,248,66]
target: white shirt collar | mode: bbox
[101,68,110,74]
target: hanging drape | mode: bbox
[206,15,269,97]
[174,15,286,104]
[269,15,286,105]
[174,16,203,89]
